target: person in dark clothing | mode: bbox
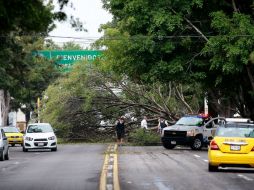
[116,117,125,146]
[157,116,168,134]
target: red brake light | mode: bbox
[251,147,254,151]
[210,140,219,150]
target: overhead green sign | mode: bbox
[34,50,102,72]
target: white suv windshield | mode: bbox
[27,124,53,133]
[176,117,203,126]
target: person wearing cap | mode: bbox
[115,117,125,146]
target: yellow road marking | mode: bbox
[113,153,120,190]
[99,144,120,190]
[100,148,110,190]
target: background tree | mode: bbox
[0,0,86,125]
[100,0,254,119]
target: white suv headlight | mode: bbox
[25,137,33,141]
[187,130,195,136]
[48,136,55,140]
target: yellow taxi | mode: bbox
[3,126,24,147]
[208,122,254,171]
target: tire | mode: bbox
[51,147,57,152]
[0,150,5,161]
[11,144,15,147]
[208,164,218,172]
[4,148,9,160]
[191,137,203,150]
[162,143,176,149]
[23,147,28,152]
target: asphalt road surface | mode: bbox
[1,144,254,190]
[118,146,254,190]
[0,144,106,190]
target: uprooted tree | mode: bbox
[41,61,203,140]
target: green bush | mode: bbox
[129,128,161,146]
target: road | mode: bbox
[118,146,254,190]
[0,144,106,190]
[1,144,254,190]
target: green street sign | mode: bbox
[34,50,102,72]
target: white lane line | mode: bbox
[108,165,113,170]
[238,174,253,181]
[106,184,113,190]
[155,181,173,190]
[107,172,113,178]
[203,159,208,162]
[109,158,114,162]
[194,154,201,158]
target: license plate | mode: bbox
[38,143,44,146]
[171,141,176,145]
[230,145,240,151]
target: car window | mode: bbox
[3,127,20,133]
[216,124,254,138]
[27,124,53,133]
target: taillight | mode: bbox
[210,140,219,150]
[251,147,254,151]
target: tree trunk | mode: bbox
[0,90,10,126]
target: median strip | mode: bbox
[100,144,120,190]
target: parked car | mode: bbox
[23,123,57,152]
[3,126,23,147]
[208,121,254,171]
[161,115,223,150]
[0,127,9,161]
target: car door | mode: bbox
[203,117,226,141]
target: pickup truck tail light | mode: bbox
[210,140,220,150]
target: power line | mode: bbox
[1,34,254,40]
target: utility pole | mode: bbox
[37,97,41,123]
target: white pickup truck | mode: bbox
[161,115,224,150]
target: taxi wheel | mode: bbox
[191,137,203,150]
[0,150,5,161]
[208,164,218,172]
[11,144,15,147]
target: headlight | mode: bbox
[187,130,195,136]
[48,136,55,140]
[25,137,33,141]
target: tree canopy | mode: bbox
[99,0,254,119]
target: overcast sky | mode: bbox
[48,0,112,47]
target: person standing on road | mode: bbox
[116,116,125,146]
[157,116,168,134]
[141,116,148,130]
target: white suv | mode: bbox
[23,123,57,152]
